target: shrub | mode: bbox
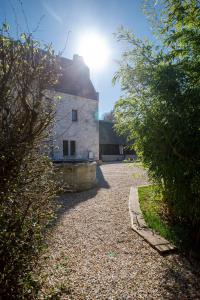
[0,24,59,298]
[114,0,200,244]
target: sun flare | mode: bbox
[78,32,110,70]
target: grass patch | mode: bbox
[138,185,192,252]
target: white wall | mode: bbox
[48,90,99,161]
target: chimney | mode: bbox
[73,54,84,63]
[73,54,90,78]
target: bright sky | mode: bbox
[0,0,153,117]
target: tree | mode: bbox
[0,24,59,298]
[114,0,200,243]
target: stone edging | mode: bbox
[129,186,177,254]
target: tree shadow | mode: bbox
[50,165,110,227]
[159,255,200,299]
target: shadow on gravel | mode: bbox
[50,166,110,228]
[159,256,200,299]
[96,165,110,189]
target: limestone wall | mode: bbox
[101,155,124,162]
[54,162,97,192]
[48,90,99,161]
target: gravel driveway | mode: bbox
[40,163,200,300]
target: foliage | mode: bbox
[114,0,200,242]
[138,185,194,253]
[0,24,59,299]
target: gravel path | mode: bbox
[40,163,200,300]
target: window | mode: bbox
[70,141,76,156]
[63,140,76,157]
[63,140,68,156]
[72,109,78,121]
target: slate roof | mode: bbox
[99,120,126,145]
[53,55,99,100]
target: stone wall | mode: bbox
[48,90,99,161]
[54,162,97,192]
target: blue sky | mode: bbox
[0,0,153,117]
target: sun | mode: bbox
[78,32,110,70]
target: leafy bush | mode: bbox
[0,24,59,298]
[114,0,200,244]
[138,185,193,252]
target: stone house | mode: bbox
[48,55,99,161]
